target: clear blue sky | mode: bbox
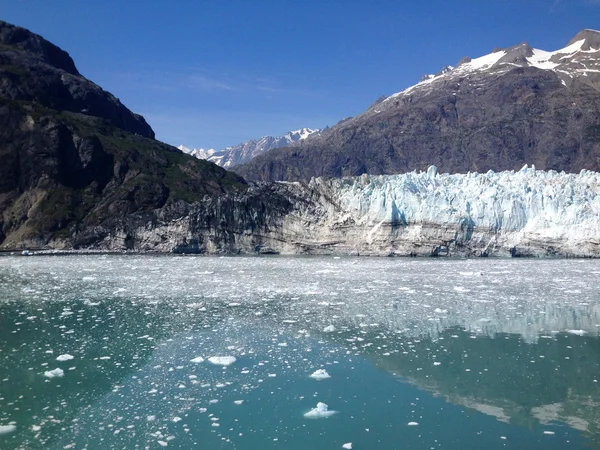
[1,0,598,149]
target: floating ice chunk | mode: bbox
[208,356,236,366]
[567,329,585,336]
[433,362,441,366]
[190,357,205,363]
[304,402,337,419]
[56,354,74,361]
[234,400,244,405]
[158,441,168,447]
[172,417,182,423]
[0,425,16,434]
[310,369,331,380]
[342,443,352,449]
[543,431,555,435]
[323,325,336,333]
[407,421,419,426]
[147,415,156,422]
[434,308,447,314]
[44,368,64,378]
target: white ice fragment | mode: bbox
[157,441,168,447]
[208,356,236,366]
[44,368,64,378]
[147,415,156,422]
[172,417,182,423]
[407,421,419,426]
[310,369,331,380]
[323,325,336,333]
[190,357,205,363]
[304,402,337,419]
[567,329,585,336]
[0,425,16,434]
[56,354,74,361]
[543,431,555,435]
[342,443,352,449]
[433,362,441,366]
[234,400,244,405]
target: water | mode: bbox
[0,255,599,449]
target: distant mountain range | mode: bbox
[235,29,600,181]
[178,127,321,168]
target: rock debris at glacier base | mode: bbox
[75,166,600,257]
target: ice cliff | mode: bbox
[77,166,600,258]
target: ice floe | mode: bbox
[310,369,331,380]
[208,356,236,366]
[44,368,64,378]
[0,424,16,434]
[56,354,74,361]
[304,402,337,419]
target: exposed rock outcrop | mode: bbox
[0,21,246,249]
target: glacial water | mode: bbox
[0,255,599,449]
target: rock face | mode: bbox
[83,167,600,258]
[235,30,600,181]
[179,128,321,168]
[0,21,245,249]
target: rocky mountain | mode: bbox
[0,20,245,249]
[235,29,600,182]
[179,127,321,168]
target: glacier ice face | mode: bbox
[89,166,600,257]
[295,165,600,257]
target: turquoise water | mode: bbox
[0,255,599,449]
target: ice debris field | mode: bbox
[0,255,599,449]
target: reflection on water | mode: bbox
[0,255,599,449]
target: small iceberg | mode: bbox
[310,369,331,380]
[407,421,419,426]
[44,368,64,378]
[56,354,74,361]
[190,357,205,363]
[323,325,336,333]
[208,356,236,366]
[304,402,336,419]
[0,424,16,434]
[342,443,352,449]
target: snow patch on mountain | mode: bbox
[385,29,600,102]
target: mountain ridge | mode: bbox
[234,29,600,182]
[179,127,321,168]
[0,20,246,249]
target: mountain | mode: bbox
[179,127,321,168]
[0,20,245,249]
[234,29,600,181]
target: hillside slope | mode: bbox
[235,30,600,181]
[0,21,245,249]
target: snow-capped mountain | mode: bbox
[179,127,321,168]
[236,29,600,182]
[386,28,600,101]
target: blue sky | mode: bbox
[2,0,599,149]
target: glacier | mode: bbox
[76,166,600,257]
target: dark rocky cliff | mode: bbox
[0,21,246,249]
[235,30,600,181]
